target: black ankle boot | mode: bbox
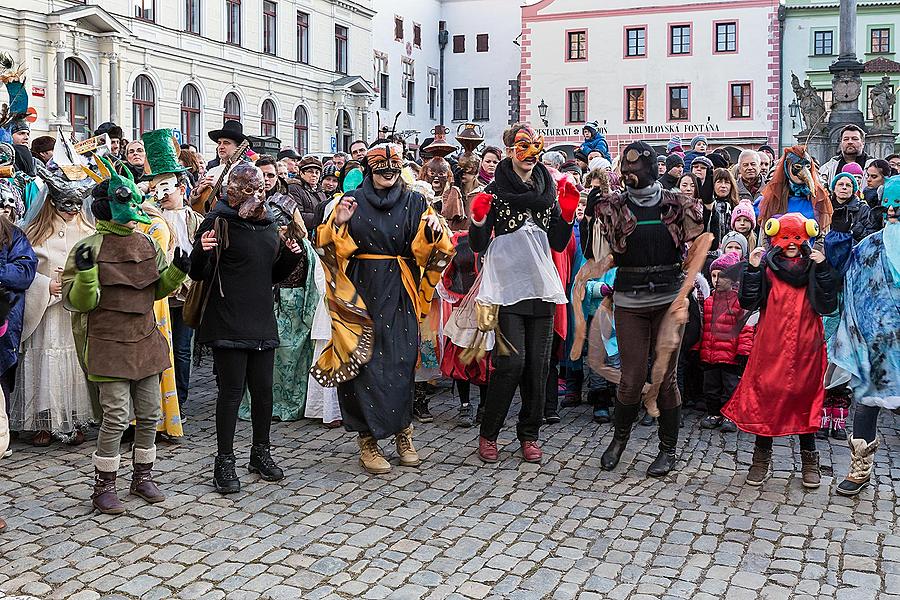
[249,444,284,481]
[601,401,641,471]
[647,406,681,477]
[213,453,240,494]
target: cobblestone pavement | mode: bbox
[2,360,899,600]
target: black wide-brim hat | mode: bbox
[208,120,247,144]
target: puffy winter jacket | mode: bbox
[698,291,754,365]
[579,134,611,162]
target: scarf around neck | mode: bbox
[491,159,556,212]
[766,248,810,287]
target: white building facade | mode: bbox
[1,0,376,157]
[371,0,522,150]
[521,0,782,157]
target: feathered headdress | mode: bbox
[758,145,831,231]
[0,53,28,143]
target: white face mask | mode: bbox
[154,176,178,201]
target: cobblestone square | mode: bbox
[1,361,898,599]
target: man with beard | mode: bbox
[735,150,765,203]
[584,141,704,477]
[820,125,870,187]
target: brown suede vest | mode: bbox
[86,233,171,380]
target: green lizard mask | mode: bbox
[97,155,152,225]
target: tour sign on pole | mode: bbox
[330,136,337,153]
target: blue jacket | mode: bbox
[0,226,37,374]
[580,134,611,162]
[683,150,706,172]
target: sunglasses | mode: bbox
[263,172,277,179]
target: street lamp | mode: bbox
[538,99,548,127]
[788,98,800,129]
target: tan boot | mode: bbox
[800,449,821,489]
[358,434,391,474]
[837,436,879,496]
[746,446,771,486]
[395,426,421,467]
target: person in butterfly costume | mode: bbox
[62,157,189,515]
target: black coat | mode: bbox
[288,181,326,232]
[189,202,300,350]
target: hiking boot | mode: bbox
[478,437,498,463]
[249,444,284,481]
[746,446,772,486]
[358,434,391,474]
[130,446,165,504]
[91,454,125,515]
[395,426,421,467]
[800,449,820,489]
[837,436,879,496]
[213,453,241,494]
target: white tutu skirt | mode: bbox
[476,221,567,306]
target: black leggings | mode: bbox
[755,434,816,452]
[212,348,275,455]
[456,381,488,406]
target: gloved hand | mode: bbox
[599,283,614,298]
[558,178,580,223]
[830,206,852,233]
[470,192,493,224]
[172,247,191,273]
[74,244,94,271]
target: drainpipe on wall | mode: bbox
[439,21,448,124]
[777,3,786,151]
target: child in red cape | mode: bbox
[722,213,838,489]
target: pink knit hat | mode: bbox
[710,251,741,274]
[730,200,756,229]
[841,162,864,177]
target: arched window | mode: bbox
[335,109,352,153]
[64,58,92,136]
[261,99,277,137]
[294,106,308,155]
[132,74,155,139]
[181,84,201,148]
[224,92,241,123]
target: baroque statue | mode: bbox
[791,73,827,132]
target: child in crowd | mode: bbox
[583,268,619,423]
[698,253,754,432]
[720,231,749,259]
[730,201,758,250]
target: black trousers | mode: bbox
[212,348,275,455]
[755,434,816,452]
[544,334,564,416]
[479,308,554,442]
[703,364,742,416]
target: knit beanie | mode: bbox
[711,249,742,273]
[719,231,749,258]
[841,162,864,177]
[730,200,756,229]
[692,156,714,170]
[657,155,667,165]
[589,156,611,171]
[830,171,859,194]
[667,136,683,153]
[574,149,589,164]
[690,134,708,149]
[665,154,684,171]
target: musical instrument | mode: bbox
[192,139,250,214]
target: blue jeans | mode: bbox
[852,404,880,443]
[169,303,193,409]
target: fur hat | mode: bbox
[665,154,684,171]
[730,200,756,229]
[710,250,742,272]
[667,136,683,153]
[30,135,55,155]
[719,231,749,258]
[690,134,708,149]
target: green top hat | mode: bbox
[141,128,187,180]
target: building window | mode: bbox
[670,24,691,55]
[814,30,833,55]
[294,106,308,154]
[668,85,689,121]
[730,83,751,118]
[625,87,645,122]
[263,1,276,55]
[871,28,891,53]
[568,30,587,61]
[413,23,422,48]
[473,87,489,121]
[567,89,586,124]
[476,34,489,52]
[224,91,241,122]
[715,22,737,53]
[335,24,348,74]
[407,81,415,115]
[453,88,468,121]
[428,69,438,121]
[816,88,834,113]
[394,17,403,41]
[625,27,645,57]
[867,83,895,120]
[185,0,200,34]
[180,84,201,148]
[453,35,465,53]
[261,99,277,136]
[132,74,155,140]
[379,73,389,110]
[135,0,155,21]
[297,12,309,64]
[226,0,241,46]
[64,59,91,137]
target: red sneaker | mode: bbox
[478,437,499,463]
[521,441,542,463]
